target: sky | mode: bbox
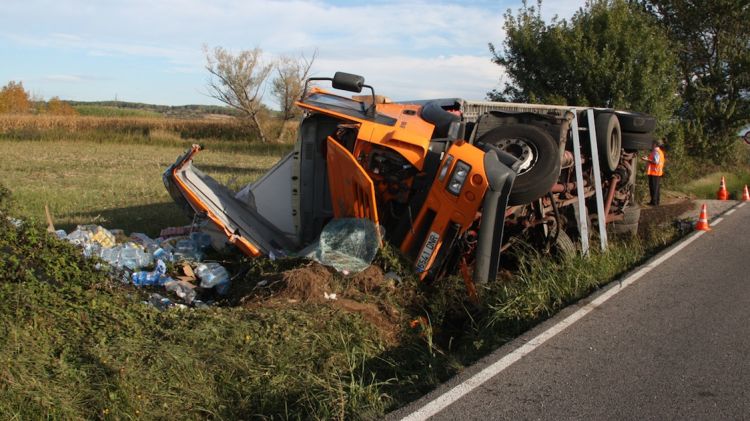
[0,0,581,107]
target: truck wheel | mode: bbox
[595,113,622,174]
[609,204,641,236]
[552,229,576,257]
[615,111,656,133]
[622,132,655,151]
[478,124,561,205]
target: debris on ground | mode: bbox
[55,220,406,340]
[56,222,230,309]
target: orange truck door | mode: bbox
[326,137,380,226]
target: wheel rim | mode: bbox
[494,137,538,175]
[608,126,621,168]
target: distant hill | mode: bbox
[66,100,245,119]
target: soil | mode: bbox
[238,262,403,344]
[638,191,695,237]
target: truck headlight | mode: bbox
[447,161,471,195]
[438,155,454,181]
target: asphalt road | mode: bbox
[392,202,750,420]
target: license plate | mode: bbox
[415,231,440,273]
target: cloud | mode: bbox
[0,0,578,104]
[315,54,504,101]
[40,74,108,83]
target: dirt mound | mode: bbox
[276,262,333,303]
[239,262,404,343]
[345,265,396,295]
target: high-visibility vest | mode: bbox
[646,147,665,176]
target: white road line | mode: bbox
[726,209,736,215]
[739,202,746,208]
[400,212,739,420]
[711,217,724,226]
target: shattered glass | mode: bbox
[311,218,382,274]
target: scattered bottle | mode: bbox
[164,280,197,304]
[147,293,174,311]
[173,238,203,262]
[195,262,231,295]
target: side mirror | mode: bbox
[332,72,364,93]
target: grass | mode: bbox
[676,170,750,200]
[0,123,694,418]
[0,137,289,236]
[0,212,389,419]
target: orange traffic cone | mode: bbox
[717,176,729,200]
[695,203,711,231]
[742,185,750,201]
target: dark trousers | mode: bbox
[648,175,661,205]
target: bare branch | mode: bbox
[204,45,272,142]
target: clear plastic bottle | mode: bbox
[189,232,213,251]
[164,280,197,304]
[173,238,203,261]
[195,262,230,295]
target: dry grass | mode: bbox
[0,114,256,140]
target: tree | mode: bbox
[489,0,679,125]
[270,51,316,142]
[642,0,750,163]
[0,81,31,114]
[46,97,78,116]
[204,46,273,143]
[271,51,316,122]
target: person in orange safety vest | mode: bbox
[641,139,665,206]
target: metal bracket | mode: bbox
[586,109,609,250]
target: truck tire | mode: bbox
[609,204,641,236]
[477,124,561,205]
[615,111,656,133]
[622,132,655,151]
[553,229,576,257]
[595,113,622,174]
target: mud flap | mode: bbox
[473,149,518,283]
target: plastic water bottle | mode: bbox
[147,293,174,311]
[190,232,213,250]
[99,246,121,266]
[65,228,92,246]
[195,262,230,295]
[164,280,197,304]
[130,260,169,286]
[152,247,174,262]
[82,242,102,259]
[173,238,203,261]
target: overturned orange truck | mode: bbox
[164,72,655,286]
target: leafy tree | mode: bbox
[489,0,679,125]
[204,46,273,143]
[642,0,750,163]
[46,97,78,116]
[0,81,31,114]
